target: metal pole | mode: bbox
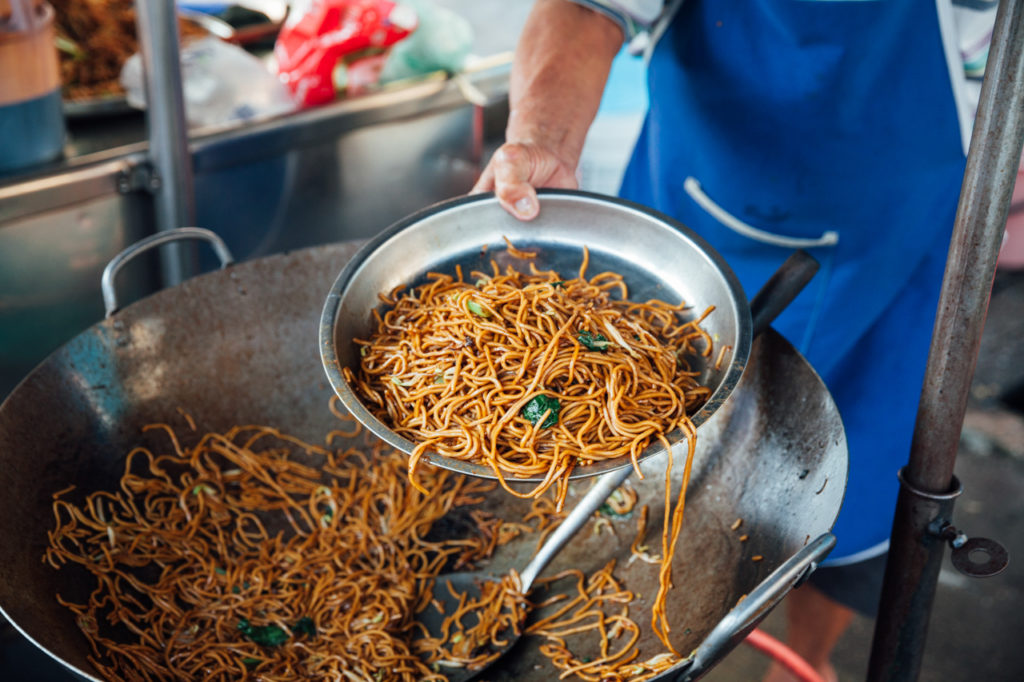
[133,0,197,286]
[867,0,1024,679]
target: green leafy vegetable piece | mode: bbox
[293,617,316,637]
[551,281,565,289]
[237,619,290,647]
[433,366,456,385]
[466,299,490,318]
[242,657,261,668]
[598,502,631,519]
[577,330,610,352]
[521,394,560,428]
[214,567,227,576]
[55,36,85,60]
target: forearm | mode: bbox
[507,0,624,168]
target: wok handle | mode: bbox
[101,227,234,317]
[750,249,819,337]
[685,533,837,680]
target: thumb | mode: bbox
[493,144,542,221]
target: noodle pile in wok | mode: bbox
[44,410,534,680]
[345,245,714,510]
[44,409,688,681]
[43,246,718,679]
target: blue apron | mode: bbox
[619,0,967,562]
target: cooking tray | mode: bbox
[320,190,753,482]
[0,233,845,681]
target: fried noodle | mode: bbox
[45,414,511,681]
[344,247,713,511]
[346,244,715,657]
[44,246,718,679]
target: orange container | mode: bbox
[0,0,65,173]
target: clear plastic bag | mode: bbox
[120,36,297,128]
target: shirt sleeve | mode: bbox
[948,0,1016,163]
[953,0,996,79]
[566,0,668,41]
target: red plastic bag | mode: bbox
[275,0,417,107]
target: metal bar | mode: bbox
[867,0,1024,679]
[0,157,140,224]
[133,0,197,286]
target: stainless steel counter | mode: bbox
[0,53,515,397]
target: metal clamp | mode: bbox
[115,160,159,195]
[896,469,1010,579]
[101,227,234,317]
[684,533,837,680]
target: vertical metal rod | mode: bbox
[133,0,197,286]
[867,0,1024,679]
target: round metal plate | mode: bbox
[950,537,1010,578]
[320,189,753,482]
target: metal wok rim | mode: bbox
[319,189,752,482]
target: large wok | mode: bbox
[0,233,846,681]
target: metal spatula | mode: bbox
[419,250,820,681]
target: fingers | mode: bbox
[473,142,578,221]
[471,162,496,194]
[498,183,540,221]
[493,144,541,220]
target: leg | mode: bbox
[762,584,854,682]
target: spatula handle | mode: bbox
[750,250,819,337]
[518,464,633,592]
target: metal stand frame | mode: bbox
[867,0,1024,679]
[133,0,196,286]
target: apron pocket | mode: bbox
[684,177,840,249]
[683,176,838,358]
